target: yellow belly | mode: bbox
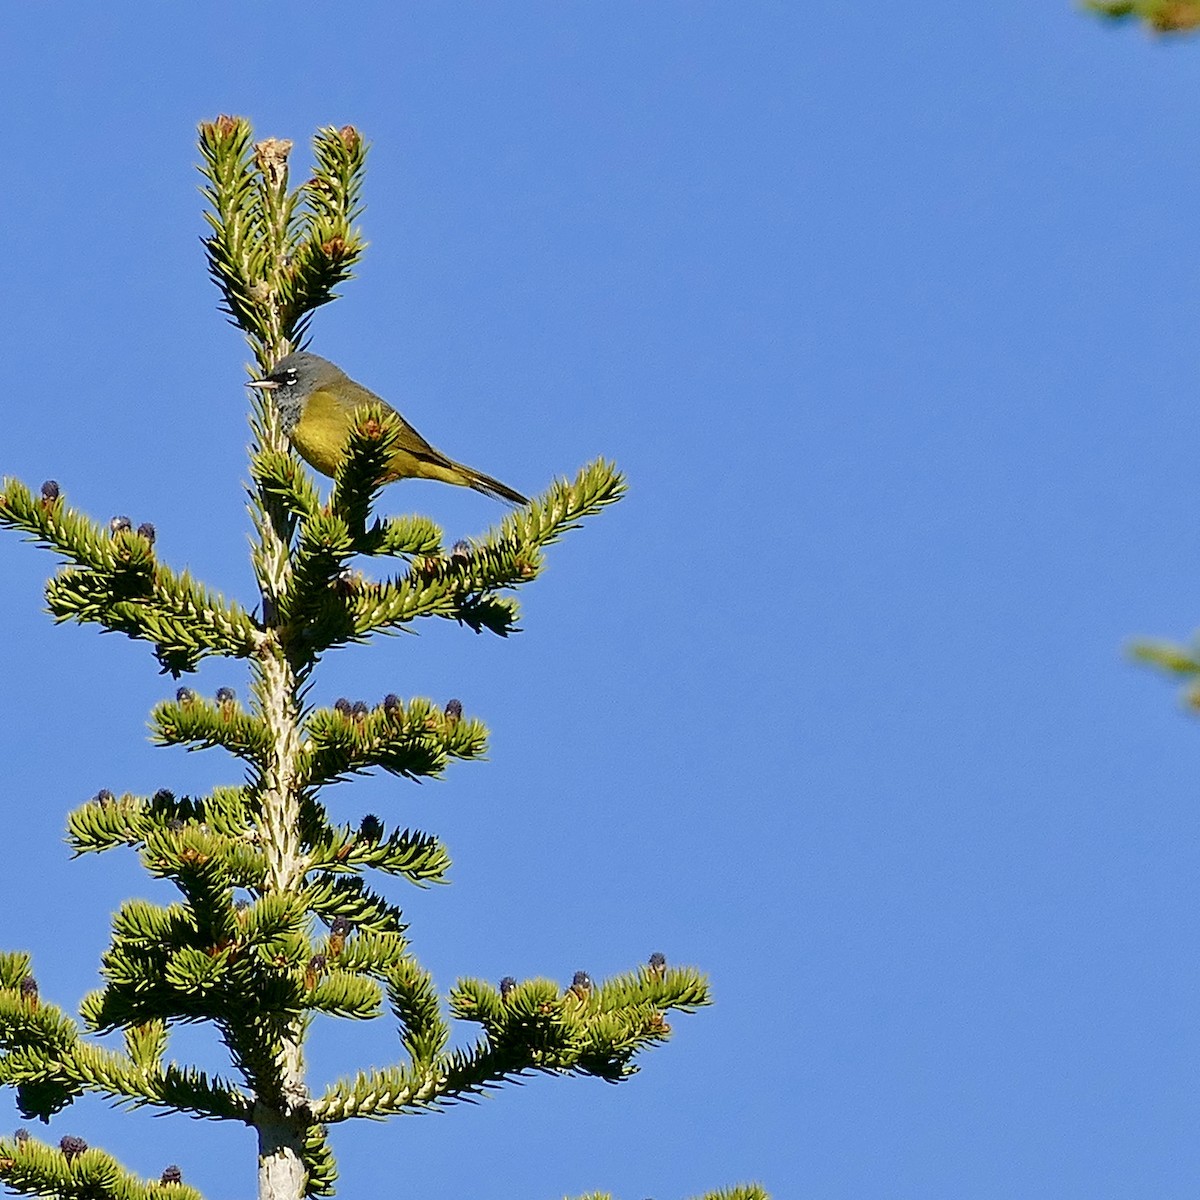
[290,388,465,487]
[290,389,357,477]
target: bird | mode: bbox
[247,352,527,505]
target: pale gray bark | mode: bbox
[254,632,310,1200]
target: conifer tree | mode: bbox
[1079,11,1200,707]
[0,118,767,1200]
[1082,0,1200,32]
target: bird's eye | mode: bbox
[284,370,297,385]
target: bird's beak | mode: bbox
[246,378,278,391]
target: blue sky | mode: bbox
[2,4,1200,1197]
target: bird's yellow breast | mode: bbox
[291,388,357,477]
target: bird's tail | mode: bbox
[461,465,528,507]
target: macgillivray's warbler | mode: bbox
[248,352,527,505]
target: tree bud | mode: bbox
[59,1135,87,1160]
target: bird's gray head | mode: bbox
[247,352,348,432]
